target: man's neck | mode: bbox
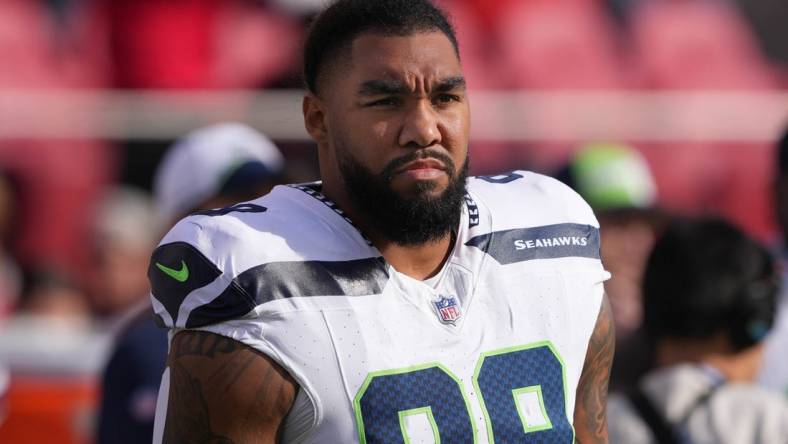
[373,232,455,280]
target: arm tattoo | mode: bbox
[574,295,615,444]
[163,330,296,444]
[165,360,235,444]
[169,329,241,359]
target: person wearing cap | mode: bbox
[87,187,159,323]
[153,122,286,226]
[96,123,286,444]
[556,143,658,212]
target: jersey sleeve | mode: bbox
[148,217,256,329]
[149,211,313,444]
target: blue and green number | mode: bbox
[354,342,573,443]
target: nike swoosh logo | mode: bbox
[156,260,189,282]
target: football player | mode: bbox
[149,1,614,442]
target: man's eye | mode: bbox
[434,94,460,105]
[366,98,400,107]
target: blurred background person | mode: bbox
[556,143,672,391]
[759,125,788,395]
[556,142,661,338]
[152,122,286,227]
[96,122,286,444]
[18,267,91,327]
[607,217,788,443]
[86,187,158,325]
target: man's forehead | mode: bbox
[348,31,461,79]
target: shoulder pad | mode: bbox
[148,217,256,329]
[465,171,603,265]
[149,240,223,327]
[469,170,600,229]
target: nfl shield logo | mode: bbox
[433,295,461,325]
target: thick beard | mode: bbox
[339,149,469,246]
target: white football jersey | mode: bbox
[149,171,609,443]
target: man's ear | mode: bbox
[303,94,328,143]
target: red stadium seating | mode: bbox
[630,0,776,89]
[438,1,506,90]
[0,0,60,87]
[214,2,301,88]
[496,0,628,89]
[0,0,111,273]
[103,0,222,89]
[639,142,775,240]
[625,0,777,239]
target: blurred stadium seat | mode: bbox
[630,0,777,89]
[103,0,222,89]
[214,2,301,88]
[438,0,504,90]
[497,0,627,89]
[0,0,69,87]
[624,0,778,238]
[0,0,110,274]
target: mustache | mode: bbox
[381,149,456,181]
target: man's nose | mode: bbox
[398,101,441,148]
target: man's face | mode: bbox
[312,31,471,243]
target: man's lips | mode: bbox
[395,158,447,175]
[392,158,448,181]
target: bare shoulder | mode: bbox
[163,330,297,444]
[573,294,615,444]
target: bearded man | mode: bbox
[149,1,614,442]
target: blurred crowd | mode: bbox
[0,0,787,443]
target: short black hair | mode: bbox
[642,217,778,349]
[303,0,459,94]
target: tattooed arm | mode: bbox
[162,330,297,444]
[573,294,615,444]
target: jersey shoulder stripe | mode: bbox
[185,257,389,328]
[466,223,600,265]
